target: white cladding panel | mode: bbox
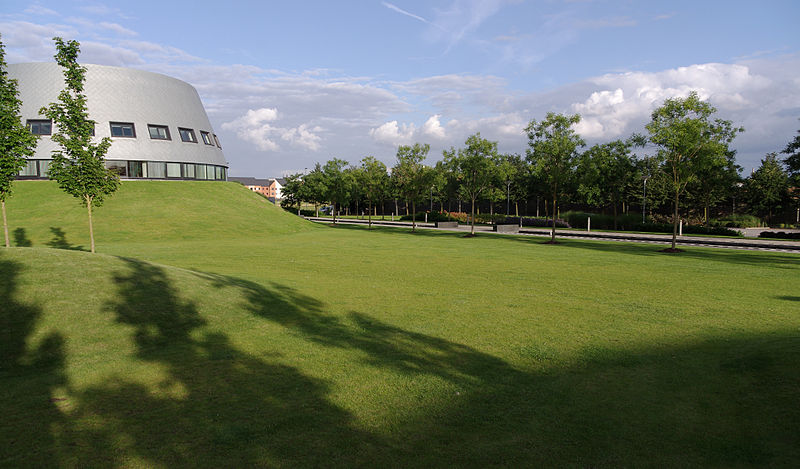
[9,62,227,167]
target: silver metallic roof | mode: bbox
[9,62,227,167]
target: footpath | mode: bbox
[304,217,800,253]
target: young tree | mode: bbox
[0,35,38,248]
[645,91,742,251]
[745,153,789,223]
[303,163,328,217]
[279,173,304,214]
[359,156,389,228]
[392,143,432,232]
[321,158,350,224]
[41,37,119,253]
[576,139,638,230]
[443,133,497,236]
[526,113,585,243]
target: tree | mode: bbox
[443,133,497,236]
[392,143,432,232]
[321,158,351,224]
[279,173,304,214]
[645,91,742,251]
[526,113,585,243]
[41,37,119,253]
[303,164,328,217]
[577,139,638,229]
[359,156,389,228]
[745,153,789,223]
[782,126,800,178]
[0,34,38,248]
[686,149,740,224]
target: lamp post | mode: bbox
[430,186,433,213]
[642,176,649,223]
[506,180,511,216]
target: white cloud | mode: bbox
[422,115,446,139]
[369,121,416,146]
[222,108,323,153]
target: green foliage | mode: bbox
[0,35,38,203]
[391,143,433,230]
[744,152,789,223]
[359,156,389,226]
[41,38,119,209]
[782,126,800,177]
[321,158,351,222]
[759,231,800,240]
[526,112,585,241]
[711,214,763,228]
[576,139,638,229]
[443,133,498,234]
[645,91,742,249]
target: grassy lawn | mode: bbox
[2,181,799,467]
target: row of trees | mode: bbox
[284,93,799,250]
[0,36,119,252]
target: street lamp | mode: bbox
[430,186,434,213]
[506,180,511,216]
[642,176,649,223]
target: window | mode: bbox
[128,161,147,178]
[147,162,166,179]
[166,163,182,178]
[148,124,171,140]
[213,134,221,148]
[106,161,128,177]
[39,160,50,177]
[27,119,52,135]
[200,131,213,145]
[19,160,38,176]
[178,127,197,143]
[183,163,195,179]
[110,122,136,138]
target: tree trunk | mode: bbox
[2,200,9,248]
[87,196,96,253]
[412,200,417,231]
[333,202,337,224]
[613,202,618,230]
[551,197,557,242]
[368,202,373,229]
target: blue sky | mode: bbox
[2,0,799,176]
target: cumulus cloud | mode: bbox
[370,121,416,146]
[222,108,323,152]
[422,115,446,139]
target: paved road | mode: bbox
[305,217,800,253]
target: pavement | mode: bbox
[304,217,800,253]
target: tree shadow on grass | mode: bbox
[46,227,85,251]
[13,227,32,247]
[0,256,66,467]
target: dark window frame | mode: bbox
[200,130,213,145]
[27,119,52,135]
[178,127,197,143]
[147,124,171,140]
[213,134,221,148]
[110,122,136,138]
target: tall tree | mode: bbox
[321,158,350,224]
[745,152,789,223]
[392,143,432,232]
[41,37,119,253]
[443,133,497,236]
[303,163,328,217]
[0,34,38,248]
[359,156,389,229]
[577,139,638,229]
[782,126,800,178]
[526,113,585,243]
[686,149,741,224]
[645,91,742,251]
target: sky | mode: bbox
[2,0,799,177]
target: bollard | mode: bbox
[679,219,683,236]
[425,213,428,223]
[391,213,394,221]
[587,216,591,232]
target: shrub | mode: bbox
[562,211,642,230]
[710,214,762,228]
[759,231,800,240]
[399,211,457,222]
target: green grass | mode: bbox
[2,181,799,467]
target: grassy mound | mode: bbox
[4,180,315,249]
[2,181,800,466]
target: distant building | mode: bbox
[229,177,285,202]
[10,62,228,180]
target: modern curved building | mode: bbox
[9,62,227,180]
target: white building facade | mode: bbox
[9,62,228,180]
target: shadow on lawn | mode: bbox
[46,227,85,251]
[6,255,798,466]
[13,227,32,247]
[0,257,66,467]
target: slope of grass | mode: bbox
[4,180,314,249]
[2,181,799,467]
